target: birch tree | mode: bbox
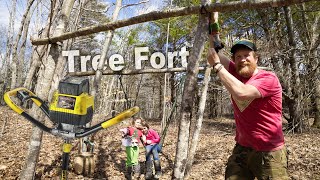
[284,6,303,132]
[297,4,320,128]
[184,1,220,176]
[16,1,37,87]
[91,0,122,99]
[48,0,89,99]
[0,0,17,103]
[23,2,61,89]
[173,0,209,178]
[10,0,35,89]
[20,1,75,179]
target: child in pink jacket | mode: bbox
[141,120,162,179]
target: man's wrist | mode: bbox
[212,62,221,68]
[213,63,224,73]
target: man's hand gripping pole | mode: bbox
[208,11,224,52]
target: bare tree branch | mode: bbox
[121,0,149,9]
[81,4,112,14]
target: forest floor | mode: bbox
[0,106,320,180]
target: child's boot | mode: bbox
[133,163,141,179]
[154,160,162,179]
[125,166,133,180]
[145,161,153,179]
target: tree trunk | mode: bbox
[48,0,84,100]
[185,3,218,176]
[312,68,320,128]
[91,0,122,99]
[133,74,144,106]
[17,1,37,87]
[159,77,163,119]
[20,1,74,179]
[170,73,177,120]
[185,65,212,178]
[306,7,320,128]
[284,6,303,132]
[0,0,17,104]
[161,73,169,133]
[19,113,45,179]
[97,76,114,113]
[23,1,61,89]
[172,1,208,178]
[10,0,35,89]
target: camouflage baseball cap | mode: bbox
[231,39,257,54]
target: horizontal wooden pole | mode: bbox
[68,66,272,76]
[69,67,206,76]
[31,0,314,45]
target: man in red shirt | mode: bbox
[207,39,289,179]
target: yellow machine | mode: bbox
[49,77,93,125]
[4,77,140,179]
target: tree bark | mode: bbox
[0,0,17,104]
[23,1,61,89]
[185,65,212,178]
[185,2,217,176]
[20,1,74,179]
[91,0,122,99]
[312,75,320,128]
[284,6,303,132]
[172,2,208,178]
[31,0,314,45]
[311,27,320,127]
[10,0,35,89]
[307,8,320,128]
[19,113,45,179]
[48,0,84,100]
[17,1,37,87]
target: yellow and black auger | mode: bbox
[4,77,140,179]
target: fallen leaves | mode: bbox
[0,106,319,179]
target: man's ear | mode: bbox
[254,55,259,63]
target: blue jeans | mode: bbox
[145,144,161,161]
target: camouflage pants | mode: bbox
[225,143,289,180]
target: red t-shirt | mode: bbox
[229,61,284,151]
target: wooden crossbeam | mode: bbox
[68,66,272,76]
[31,0,314,45]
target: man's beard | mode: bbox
[236,62,257,78]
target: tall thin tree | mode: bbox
[10,0,35,89]
[173,0,210,178]
[20,1,75,179]
[1,0,17,103]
